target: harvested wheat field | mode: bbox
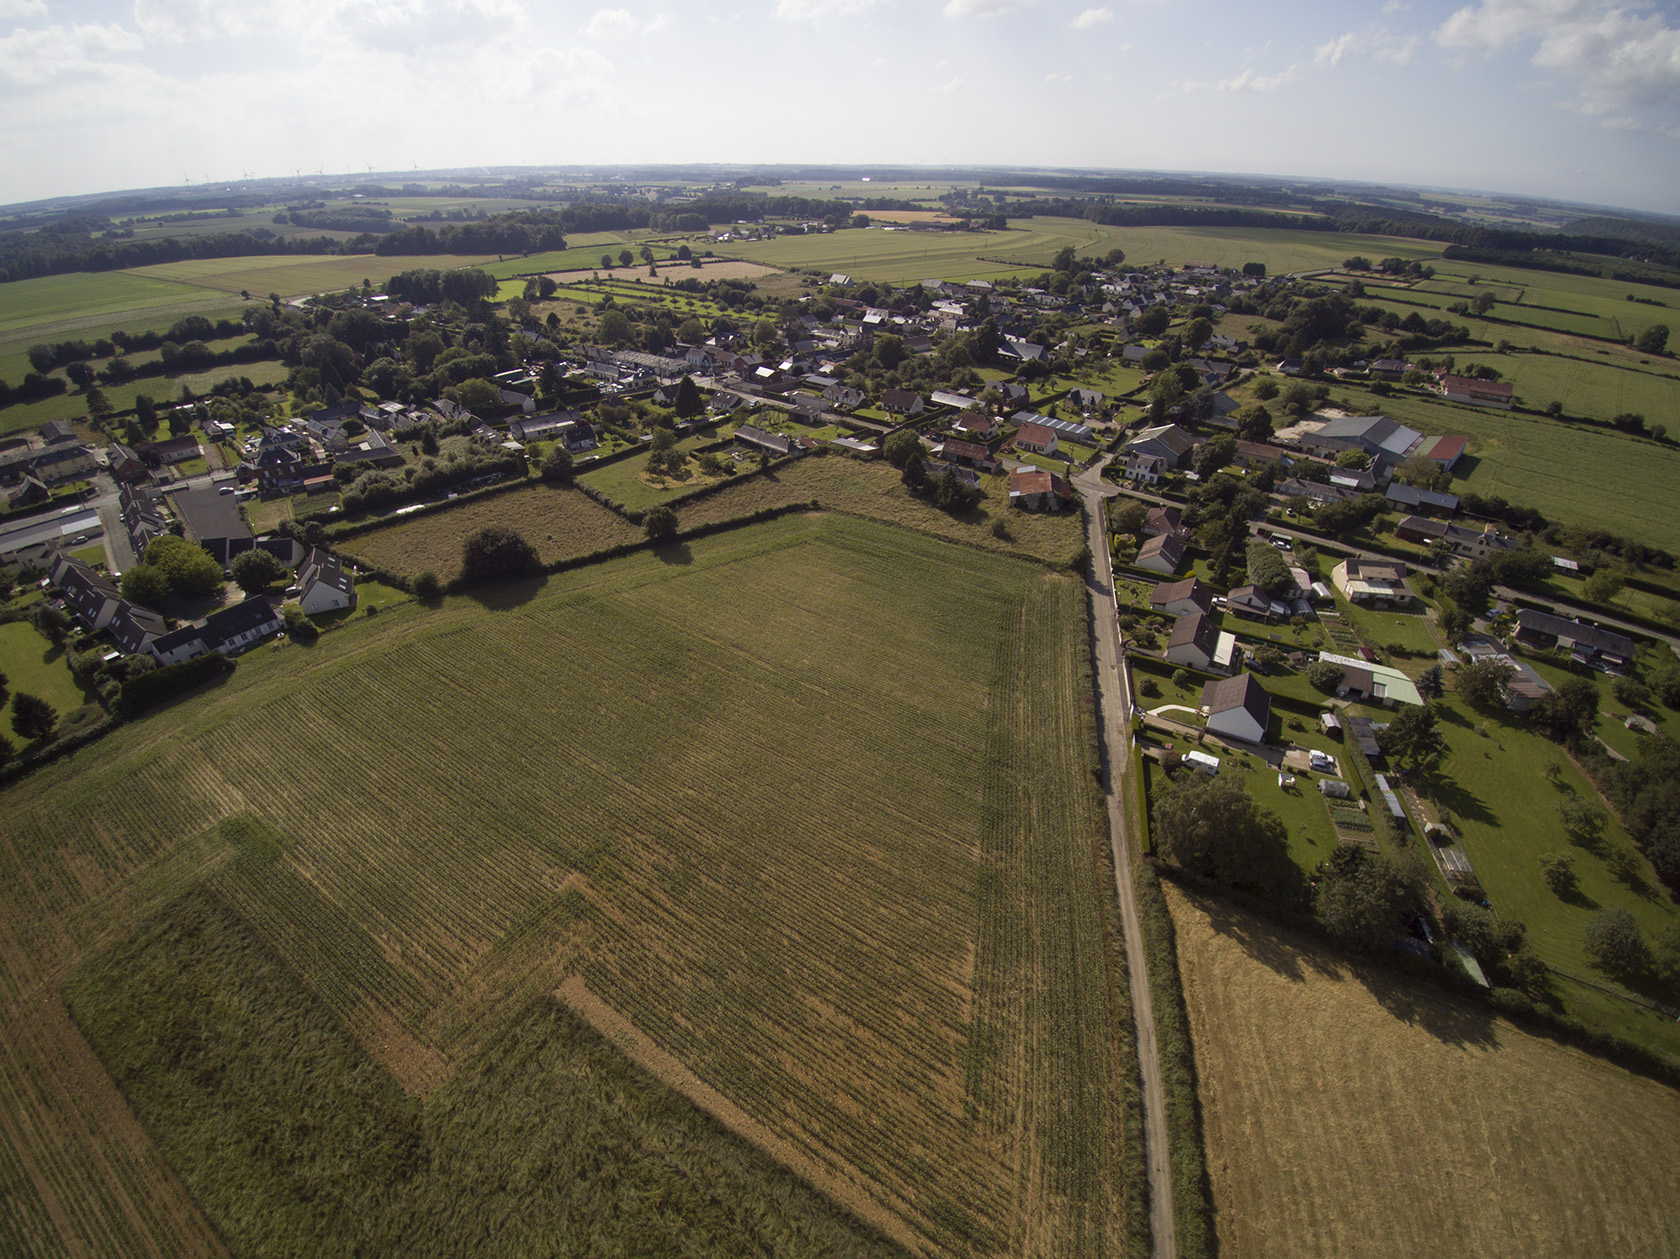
[1164,882,1680,1259]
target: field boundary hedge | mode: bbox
[1134,860,1216,1259]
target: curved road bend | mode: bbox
[1072,455,1177,1259]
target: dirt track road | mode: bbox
[1074,456,1177,1259]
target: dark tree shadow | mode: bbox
[1427,772,1499,827]
[461,573,547,611]
[1353,967,1502,1050]
[1190,888,1339,985]
[653,542,693,566]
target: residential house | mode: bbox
[1316,652,1424,707]
[149,624,208,666]
[1332,558,1412,604]
[1007,467,1073,511]
[40,419,77,445]
[27,444,96,484]
[1165,611,1233,672]
[148,435,202,466]
[1067,388,1105,412]
[882,389,924,416]
[1142,504,1188,541]
[1370,358,1410,381]
[734,425,797,458]
[9,476,49,509]
[1513,610,1634,669]
[1233,440,1292,467]
[203,596,283,655]
[952,413,996,439]
[333,430,406,472]
[295,547,356,615]
[1439,374,1514,409]
[1122,423,1196,469]
[50,554,121,632]
[1123,452,1168,485]
[1150,576,1212,619]
[1445,521,1520,561]
[107,440,149,484]
[509,410,583,444]
[107,601,167,655]
[1224,584,1276,621]
[1395,515,1450,546]
[822,382,865,411]
[1201,672,1272,744]
[1014,421,1058,456]
[1385,481,1460,516]
[939,439,998,473]
[1135,534,1185,576]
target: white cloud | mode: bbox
[1315,27,1418,67]
[0,23,142,84]
[937,75,965,89]
[1383,0,1410,10]
[1178,62,1300,93]
[1045,70,1072,81]
[0,0,46,18]
[585,8,636,37]
[774,0,884,18]
[1436,0,1680,129]
[1315,32,1357,67]
[1070,7,1111,28]
[942,0,1025,17]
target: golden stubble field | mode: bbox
[1164,883,1680,1258]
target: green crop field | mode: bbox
[0,271,222,337]
[0,513,1142,1257]
[125,254,496,298]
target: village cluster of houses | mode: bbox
[46,536,355,667]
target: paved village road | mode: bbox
[1072,455,1177,1259]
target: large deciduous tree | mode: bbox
[1153,772,1299,896]
[460,525,539,584]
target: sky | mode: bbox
[1,0,1678,215]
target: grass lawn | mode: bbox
[1333,596,1441,670]
[1418,691,1680,1052]
[576,435,729,513]
[0,620,95,731]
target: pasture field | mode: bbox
[67,886,906,1258]
[1445,350,1679,422]
[1288,379,1680,553]
[0,271,221,337]
[340,483,642,581]
[725,220,1445,285]
[574,435,729,513]
[0,513,1142,1257]
[124,254,492,299]
[1165,882,1680,1258]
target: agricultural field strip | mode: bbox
[1167,884,1680,1258]
[0,513,1137,1258]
